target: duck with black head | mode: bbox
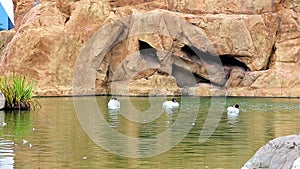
[227,104,240,116]
[162,98,179,110]
[108,97,120,110]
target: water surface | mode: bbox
[0,97,299,169]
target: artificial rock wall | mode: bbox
[0,0,299,97]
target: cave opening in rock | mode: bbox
[139,40,155,50]
[219,55,249,71]
[179,44,228,87]
[181,44,222,65]
[181,45,203,65]
[138,40,160,66]
[172,64,210,88]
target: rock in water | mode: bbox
[242,134,300,169]
[292,157,300,169]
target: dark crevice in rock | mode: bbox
[181,45,203,65]
[220,55,250,81]
[139,40,154,50]
[138,40,160,65]
[171,64,210,88]
[65,16,70,23]
[266,44,276,70]
[219,55,249,81]
[181,45,220,65]
[180,45,227,87]
[104,65,111,83]
[220,55,249,71]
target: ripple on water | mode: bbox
[0,97,299,169]
[0,138,15,168]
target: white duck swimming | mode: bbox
[227,104,240,116]
[108,97,120,110]
[163,98,179,109]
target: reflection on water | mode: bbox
[0,138,14,169]
[0,111,14,169]
[108,109,120,128]
[0,97,298,168]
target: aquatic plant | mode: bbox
[0,74,37,110]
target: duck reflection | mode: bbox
[0,139,14,169]
[164,109,177,128]
[227,112,239,127]
[108,109,120,128]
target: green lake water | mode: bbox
[0,96,299,169]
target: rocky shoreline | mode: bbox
[0,0,299,97]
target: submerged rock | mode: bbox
[242,134,300,169]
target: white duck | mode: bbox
[163,98,179,109]
[108,97,120,110]
[227,104,240,116]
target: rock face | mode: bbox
[242,134,300,169]
[0,0,299,96]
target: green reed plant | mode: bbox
[0,74,36,110]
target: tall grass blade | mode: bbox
[0,74,36,110]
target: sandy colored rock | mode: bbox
[0,0,299,97]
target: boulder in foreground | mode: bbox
[242,134,300,169]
